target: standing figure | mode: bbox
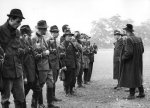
[87,42,97,83]
[0,9,26,108]
[74,31,84,88]
[20,25,41,108]
[113,30,123,89]
[32,20,59,108]
[47,25,62,101]
[119,24,145,99]
[81,34,90,85]
[60,30,77,96]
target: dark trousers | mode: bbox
[87,62,93,82]
[24,79,41,108]
[130,85,144,95]
[52,68,59,97]
[63,68,76,94]
[83,69,89,83]
[1,77,25,107]
[77,66,83,86]
[38,70,54,106]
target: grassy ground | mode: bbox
[1,48,150,108]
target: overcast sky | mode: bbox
[0,0,150,35]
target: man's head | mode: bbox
[20,25,32,36]
[74,31,81,40]
[50,25,59,38]
[123,24,134,36]
[63,30,74,41]
[7,9,25,29]
[62,24,70,33]
[114,30,121,40]
[36,20,48,35]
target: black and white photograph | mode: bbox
[0,0,150,108]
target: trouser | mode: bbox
[38,70,54,106]
[63,68,76,94]
[129,85,144,95]
[1,77,25,108]
[77,66,83,86]
[24,78,41,108]
[52,68,59,97]
[83,68,89,83]
[87,62,93,81]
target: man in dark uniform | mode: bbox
[60,30,78,96]
[20,25,41,108]
[113,30,123,89]
[32,20,59,108]
[119,24,145,99]
[0,9,26,108]
[47,25,62,101]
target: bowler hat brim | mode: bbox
[7,14,25,19]
[63,33,74,37]
[123,27,134,32]
[35,25,48,29]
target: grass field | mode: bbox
[1,48,150,108]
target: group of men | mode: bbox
[0,8,98,108]
[113,24,145,99]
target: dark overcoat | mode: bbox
[119,34,144,88]
[113,38,123,79]
[0,21,23,78]
[20,36,36,83]
[61,40,77,69]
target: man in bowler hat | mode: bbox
[119,24,145,99]
[0,9,26,108]
[31,20,59,108]
[47,25,62,101]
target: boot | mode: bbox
[38,90,46,107]
[47,87,60,108]
[2,101,10,108]
[31,92,39,108]
[15,101,24,108]
[53,86,62,102]
[137,85,145,98]
[23,100,27,108]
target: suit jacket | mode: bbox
[31,33,50,71]
[47,38,60,70]
[0,21,23,78]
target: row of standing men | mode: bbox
[0,9,98,108]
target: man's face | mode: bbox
[38,28,47,35]
[65,35,72,41]
[9,18,22,29]
[64,26,70,33]
[51,31,59,39]
[114,34,120,40]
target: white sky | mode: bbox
[0,0,150,35]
